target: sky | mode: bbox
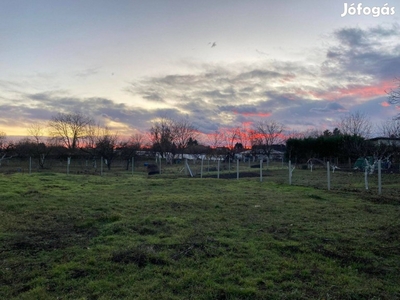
[1,0,400,140]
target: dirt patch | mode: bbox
[111,245,168,267]
[4,215,98,253]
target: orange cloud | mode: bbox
[337,80,393,99]
[241,121,253,128]
[296,80,394,101]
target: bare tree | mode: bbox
[95,127,119,170]
[0,131,14,165]
[149,118,175,159]
[203,130,225,160]
[388,77,400,105]
[222,127,242,149]
[239,125,251,150]
[0,131,6,150]
[48,112,94,152]
[131,133,145,149]
[80,124,119,170]
[380,119,400,138]
[220,127,242,161]
[0,131,7,163]
[118,133,144,170]
[207,130,225,149]
[27,122,52,168]
[338,111,372,138]
[172,118,198,159]
[251,120,285,158]
[81,123,103,165]
[376,119,400,164]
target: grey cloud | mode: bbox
[218,104,257,114]
[143,93,164,102]
[125,57,354,133]
[310,102,346,113]
[202,89,234,99]
[369,24,400,37]
[326,50,341,59]
[3,92,185,132]
[236,69,281,80]
[325,24,400,81]
[75,68,100,78]
[335,27,368,47]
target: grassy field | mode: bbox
[0,169,399,299]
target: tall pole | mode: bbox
[201,158,204,178]
[237,159,239,180]
[378,160,382,195]
[67,157,71,175]
[327,161,331,191]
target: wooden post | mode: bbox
[289,160,292,185]
[217,160,220,179]
[132,157,134,175]
[260,160,263,182]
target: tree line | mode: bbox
[0,113,287,170]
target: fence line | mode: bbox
[0,157,398,196]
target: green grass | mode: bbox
[0,171,399,299]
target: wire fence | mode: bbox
[1,156,399,197]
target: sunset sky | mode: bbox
[1,0,400,139]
